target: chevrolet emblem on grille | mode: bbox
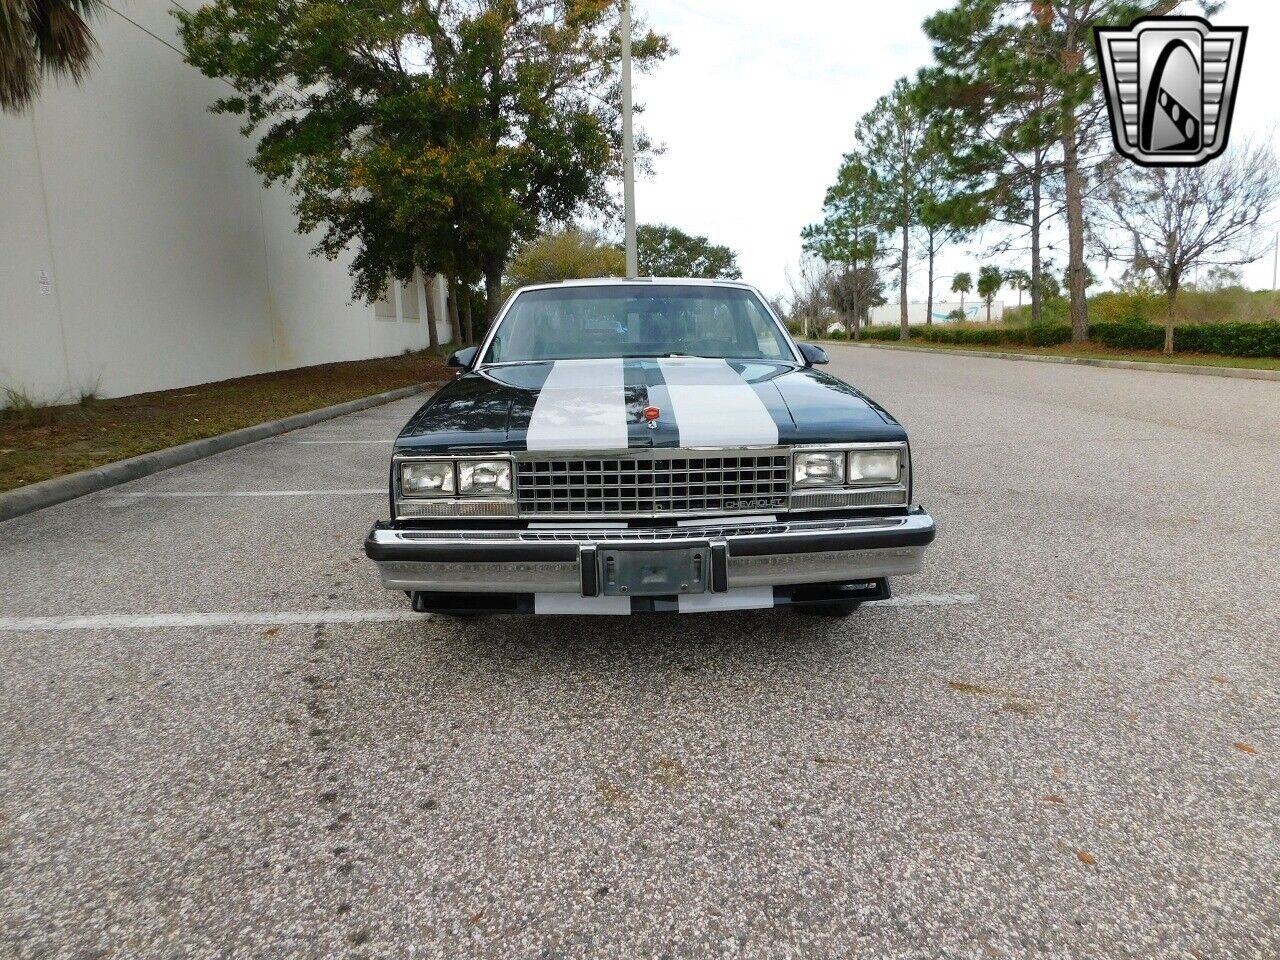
[1094,15,1246,168]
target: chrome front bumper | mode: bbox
[365,508,935,595]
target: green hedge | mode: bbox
[841,320,1280,358]
[859,323,1071,347]
[1085,321,1280,357]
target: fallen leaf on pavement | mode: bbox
[1076,851,1097,866]
[1042,795,1065,805]
[1233,742,1257,755]
[263,627,280,637]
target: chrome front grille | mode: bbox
[516,451,791,517]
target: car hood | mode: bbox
[395,358,904,453]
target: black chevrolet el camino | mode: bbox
[365,279,935,616]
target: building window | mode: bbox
[375,280,397,320]
[400,275,420,322]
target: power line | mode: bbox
[101,2,299,97]
[101,2,195,65]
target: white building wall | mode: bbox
[868,302,1005,325]
[0,3,452,405]
[865,304,1003,327]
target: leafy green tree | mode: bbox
[802,156,887,339]
[507,226,625,288]
[635,224,741,279]
[1,0,102,112]
[977,264,1003,322]
[921,1,1207,341]
[915,120,984,325]
[920,0,1067,326]
[858,77,929,341]
[177,0,670,339]
[951,271,972,313]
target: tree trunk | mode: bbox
[959,290,965,312]
[447,280,462,344]
[461,290,474,344]
[484,262,504,324]
[899,222,910,342]
[1165,276,1179,354]
[423,274,441,350]
[986,298,992,323]
[1030,155,1043,325]
[925,234,935,326]
[1062,113,1089,343]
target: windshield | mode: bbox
[483,285,795,364]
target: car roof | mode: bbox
[513,277,757,293]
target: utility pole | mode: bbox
[621,0,638,279]
[1272,231,1277,290]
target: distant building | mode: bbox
[0,4,449,405]
[868,302,1002,325]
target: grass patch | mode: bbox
[842,339,1280,371]
[0,350,449,493]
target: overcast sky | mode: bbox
[632,0,1280,302]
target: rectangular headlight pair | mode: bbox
[400,459,512,498]
[793,448,901,488]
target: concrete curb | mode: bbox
[834,341,1280,381]
[0,382,438,523]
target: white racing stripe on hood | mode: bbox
[526,359,628,451]
[657,358,779,447]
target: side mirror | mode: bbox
[447,346,479,369]
[797,342,829,366]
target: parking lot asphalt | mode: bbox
[2,345,1277,959]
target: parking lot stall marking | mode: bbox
[677,586,774,612]
[0,594,979,632]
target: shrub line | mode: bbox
[827,319,1280,357]
[837,341,1280,381]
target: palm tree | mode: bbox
[1,0,103,114]
[951,272,972,315]
[977,265,1003,323]
[1005,269,1031,309]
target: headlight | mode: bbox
[793,451,846,487]
[848,449,901,484]
[458,459,512,496]
[400,461,455,497]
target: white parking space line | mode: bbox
[876,593,980,607]
[103,489,385,499]
[0,610,421,631]
[0,594,979,632]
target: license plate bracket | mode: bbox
[599,544,710,597]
